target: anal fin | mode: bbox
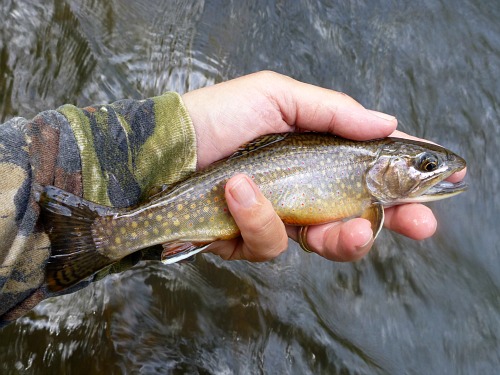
[161,242,211,264]
[361,203,384,239]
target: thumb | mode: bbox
[224,174,288,261]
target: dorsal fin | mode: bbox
[144,183,169,198]
[228,133,290,160]
[140,183,171,203]
[142,133,290,202]
[141,179,193,204]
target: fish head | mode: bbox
[365,138,467,206]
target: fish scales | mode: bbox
[36,132,467,291]
[92,135,381,260]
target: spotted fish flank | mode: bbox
[36,133,467,292]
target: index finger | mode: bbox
[265,73,398,139]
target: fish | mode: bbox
[35,132,467,292]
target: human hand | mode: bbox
[182,71,466,262]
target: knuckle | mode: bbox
[243,204,278,236]
[256,70,279,80]
[240,203,288,259]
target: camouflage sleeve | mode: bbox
[0,92,197,326]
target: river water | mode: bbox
[1,0,498,374]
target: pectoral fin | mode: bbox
[361,203,384,239]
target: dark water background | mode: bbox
[1,0,499,374]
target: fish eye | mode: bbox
[416,153,439,172]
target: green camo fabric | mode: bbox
[0,92,197,326]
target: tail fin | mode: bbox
[35,185,116,292]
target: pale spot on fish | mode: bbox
[173,219,180,226]
[177,204,183,211]
[156,215,163,222]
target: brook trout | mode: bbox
[36,133,467,291]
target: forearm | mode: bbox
[58,92,197,206]
[0,92,197,326]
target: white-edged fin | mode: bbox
[161,242,211,264]
[361,203,385,239]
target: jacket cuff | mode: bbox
[57,92,197,207]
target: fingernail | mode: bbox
[356,237,373,251]
[368,109,396,122]
[229,176,257,208]
[356,238,373,256]
[354,222,374,254]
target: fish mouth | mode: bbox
[397,163,467,204]
[416,180,468,202]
